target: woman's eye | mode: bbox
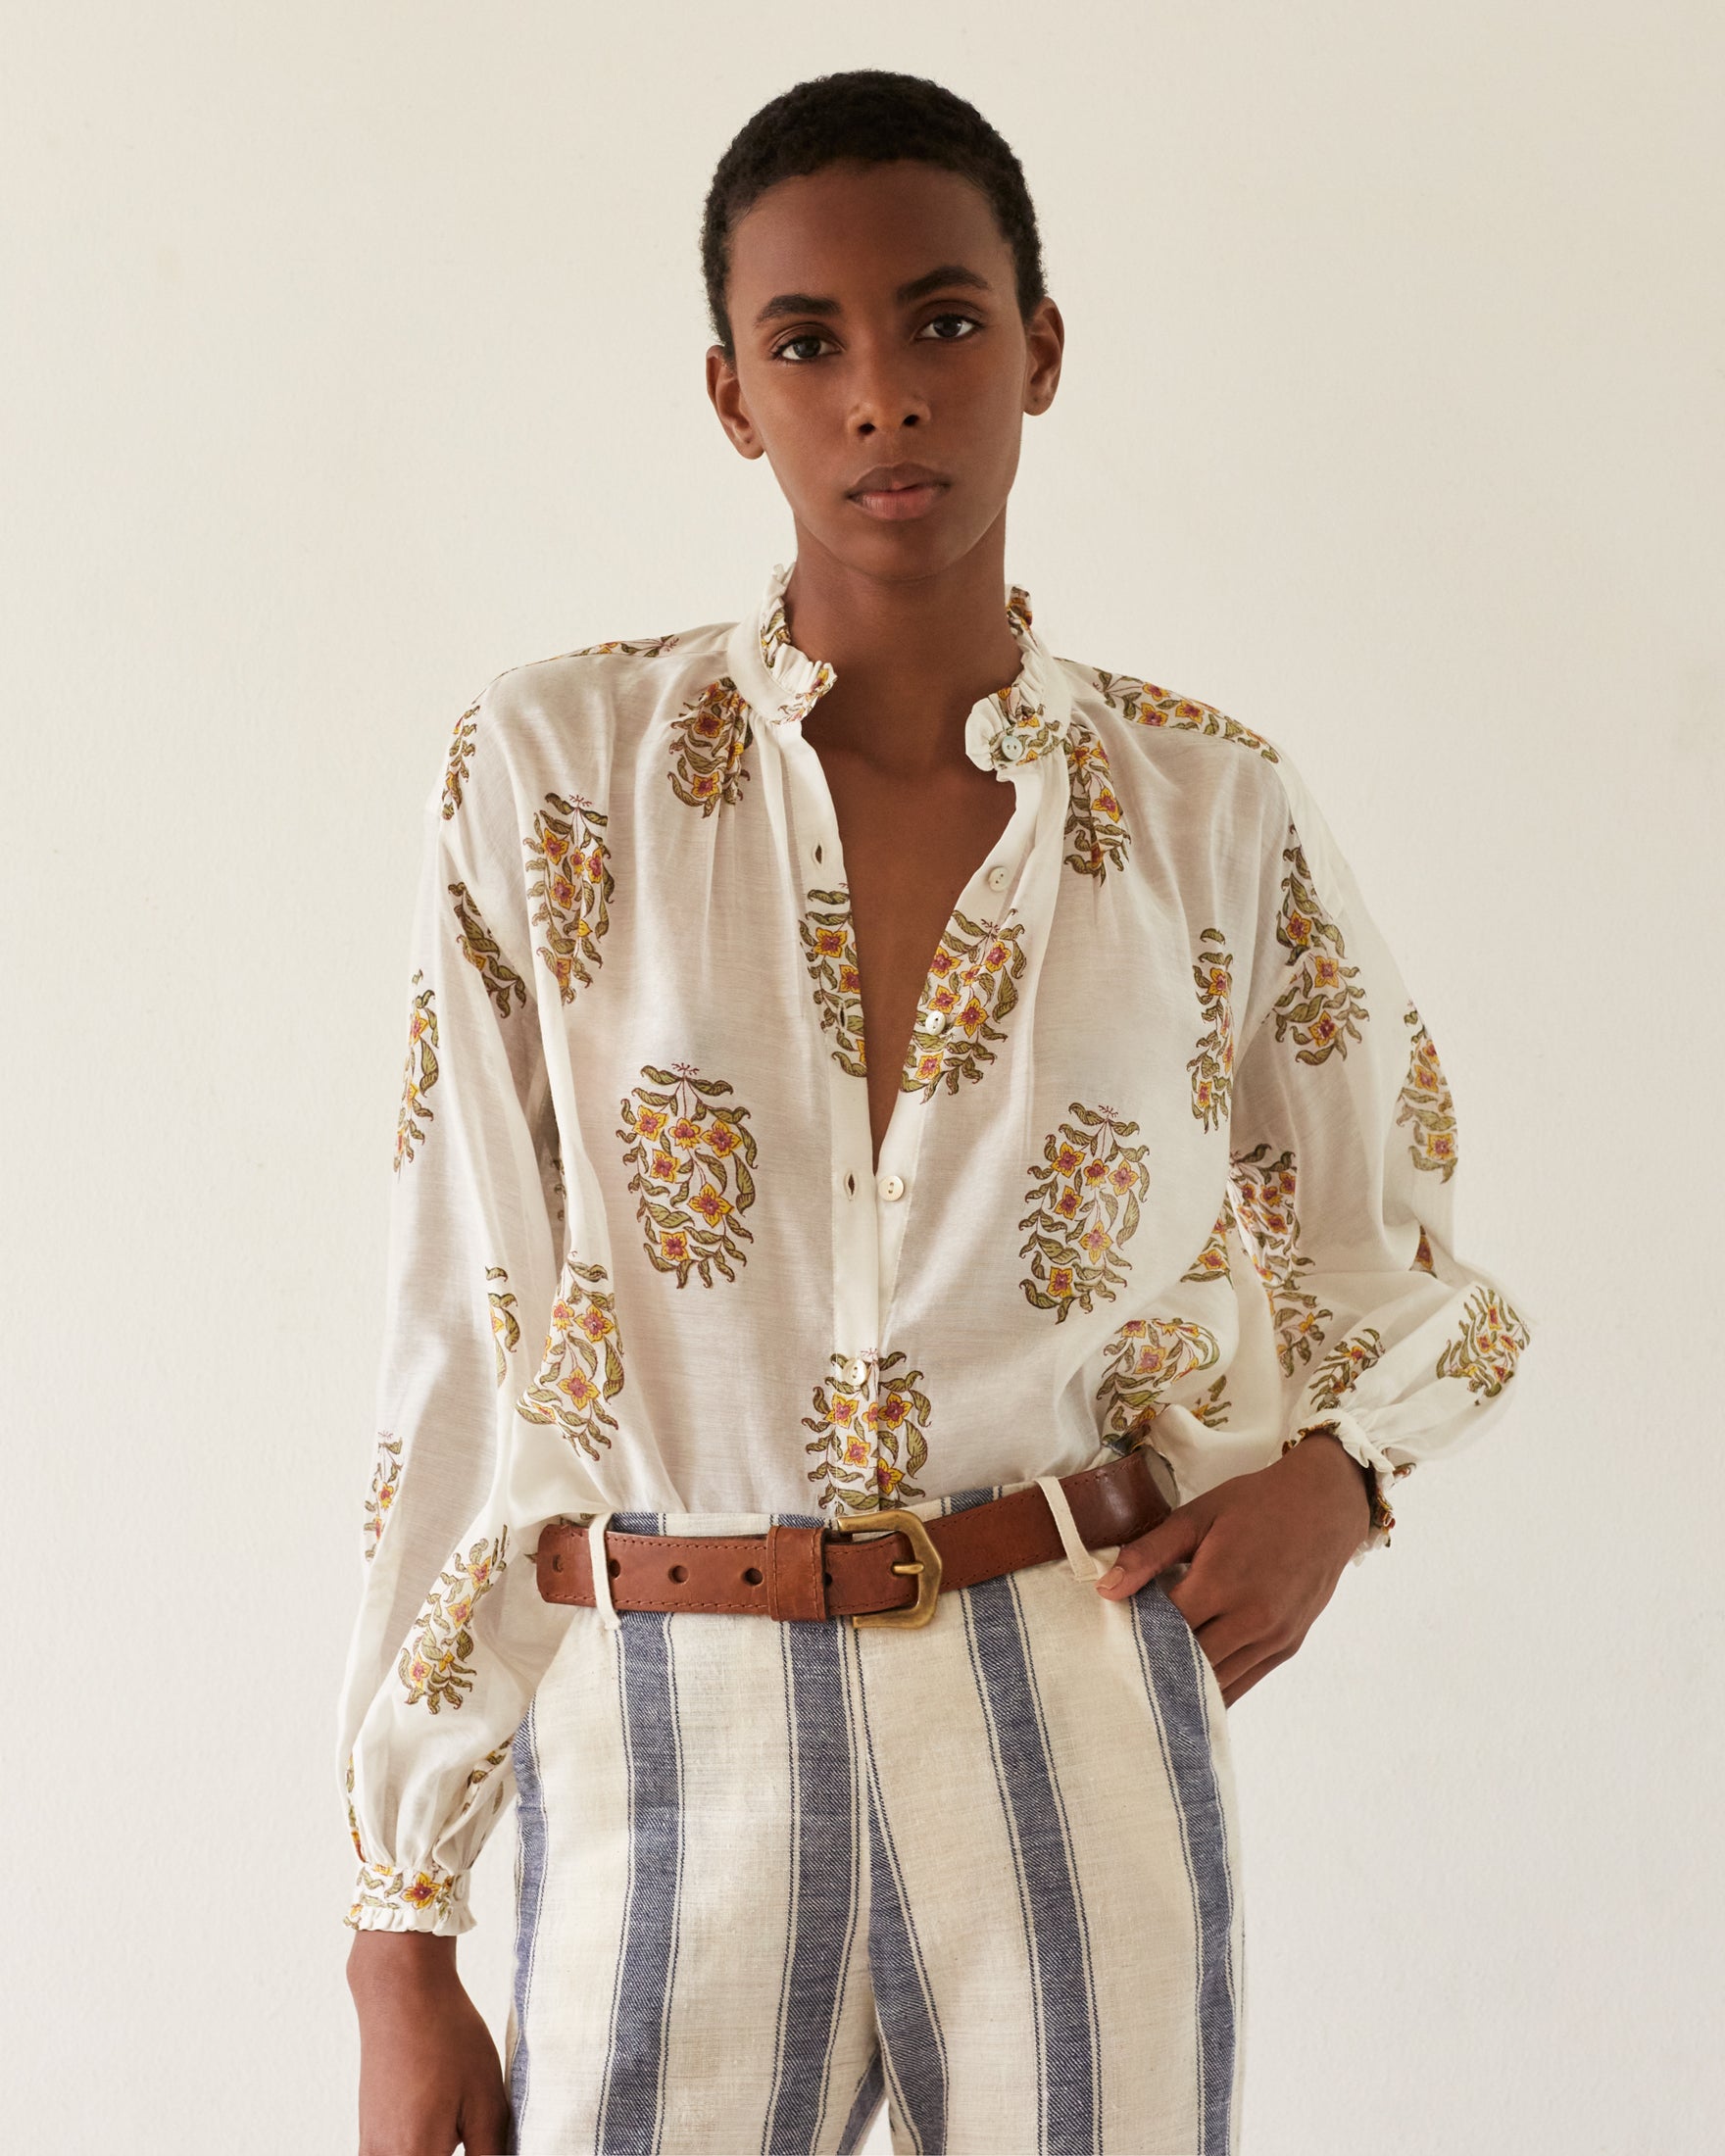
[772,313,981,363]
[919,313,982,341]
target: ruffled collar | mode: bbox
[721,558,1072,775]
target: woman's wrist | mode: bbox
[1278,1424,1374,1529]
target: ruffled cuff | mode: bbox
[345,1854,474,1936]
[1280,1407,1405,1562]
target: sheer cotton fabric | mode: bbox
[335,558,1535,1935]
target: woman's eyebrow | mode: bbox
[752,262,993,327]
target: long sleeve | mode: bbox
[333,693,602,1934]
[1222,747,1538,1558]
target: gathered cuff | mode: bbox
[1282,1407,1404,1562]
[344,1855,474,1937]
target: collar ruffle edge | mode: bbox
[750,559,1070,772]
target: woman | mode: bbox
[338,68,1534,2155]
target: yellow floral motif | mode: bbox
[485,1264,519,1385]
[1187,1373,1232,1428]
[618,1064,759,1286]
[345,1748,361,1859]
[982,683,1065,764]
[398,1528,510,1714]
[1095,1316,1222,1449]
[1090,672,1281,761]
[1282,1423,1397,1538]
[986,589,1073,762]
[439,698,481,821]
[1061,717,1131,880]
[459,1741,512,1805]
[1182,1205,1234,1285]
[517,1252,625,1457]
[903,909,1028,1098]
[800,1348,931,1513]
[1228,1141,1333,1374]
[1308,1328,1385,1411]
[363,1432,403,1561]
[759,600,838,722]
[524,793,614,1004]
[671,675,757,808]
[1397,1005,1458,1181]
[1271,833,1369,1064]
[448,881,528,1023]
[1412,1225,1435,1273]
[346,1855,464,1931]
[1018,1102,1154,1320]
[451,1742,513,1847]
[1435,1284,1531,1399]
[1188,927,1236,1130]
[798,887,867,1076]
[394,971,438,1174]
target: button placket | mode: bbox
[730,578,1076,1509]
[749,709,886,1495]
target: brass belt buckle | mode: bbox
[827,1507,945,1629]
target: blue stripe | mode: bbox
[1014,1575,1104,2141]
[1129,1584,1237,2156]
[835,2050,886,2154]
[762,1541,866,2154]
[596,1509,683,2156]
[856,1642,948,2153]
[506,1698,550,2153]
[951,1480,1101,2156]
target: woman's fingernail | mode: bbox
[1096,1565,1124,1592]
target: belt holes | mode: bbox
[607,1557,620,1576]
[743,1565,763,1585]
[823,1570,833,1585]
[668,1563,688,1583]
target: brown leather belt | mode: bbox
[530,1445,1168,1629]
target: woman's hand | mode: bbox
[348,1930,512,2155]
[1095,1431,1373,1706]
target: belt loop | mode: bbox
[1035,1475,1117,1583]
[586,1511,623,1632]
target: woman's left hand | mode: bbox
[1094,1431,1374,1706]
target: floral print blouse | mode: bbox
[336,557,1535,1934]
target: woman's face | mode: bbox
[707,158,1063,581]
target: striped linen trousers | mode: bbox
[503,1470,1246,2156]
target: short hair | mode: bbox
[700,69,1049,363]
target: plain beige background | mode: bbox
[4,3,1719,2150]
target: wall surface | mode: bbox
[4,3,1719,2150]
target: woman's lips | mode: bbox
[848,480,950,520]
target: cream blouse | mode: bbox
[335,557,1535,1934]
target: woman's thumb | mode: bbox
[1095,1498,1207,1594]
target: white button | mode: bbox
[997,732,1024,761]
[845,1356,869,1387]
[986,863,1008,891]
[922,1008,947,1035]
[879,1173,905,1201]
